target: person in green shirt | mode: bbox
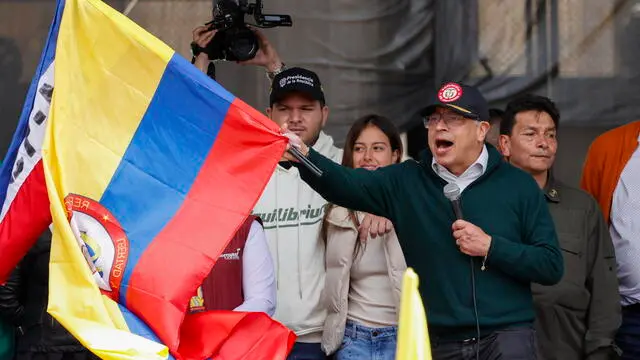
[281,82,564,360]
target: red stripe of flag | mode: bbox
[0,161,51,283]
[126,98,288,355]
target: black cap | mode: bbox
[420,82,490,121]
[269,67,326,106]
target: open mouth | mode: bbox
[435,139,454,150]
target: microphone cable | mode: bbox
[444,182,480,360]
[470,257,480,360]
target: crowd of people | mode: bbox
[0,25,638,360]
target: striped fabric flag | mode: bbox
[395,268,432,360]
[0,0,295,358]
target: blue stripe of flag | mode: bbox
[118,304,176,360]
[99,53,235,304]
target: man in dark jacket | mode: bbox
[499,94,621,360]
[0,230,99,360]
[281,82,564,359]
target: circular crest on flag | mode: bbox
[64,194,129,302]
[438,82,463,103]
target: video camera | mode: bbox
[204,0,292,61]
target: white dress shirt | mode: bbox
[234,220,277,315]
[610,133,640,306]
[432,145,489,192]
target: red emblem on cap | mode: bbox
[438,83,463,103]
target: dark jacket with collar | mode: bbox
[532,175,621,360]
[298,144,563,340]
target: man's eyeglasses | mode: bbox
[423,112,477,128]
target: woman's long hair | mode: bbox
[320,114,403,258]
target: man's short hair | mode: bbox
[500,95,560,136]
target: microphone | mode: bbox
[443,183,463,220]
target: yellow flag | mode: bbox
[395,268,432,360]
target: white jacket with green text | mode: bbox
[252,131,342,342]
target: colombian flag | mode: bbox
[0,0,295,358]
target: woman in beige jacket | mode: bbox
[320,114,407,360]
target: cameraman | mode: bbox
[191,25,284,79]
[192,26,335,360]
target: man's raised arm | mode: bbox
[283,131,404,221]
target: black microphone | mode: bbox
[443,183,463,220]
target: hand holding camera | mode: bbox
[194,0,291,63]
[193,26,217,49]
[192,26,217,72]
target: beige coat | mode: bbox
[321,206,407,355]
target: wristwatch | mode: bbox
[190,41,207,64]
[267,62,286,81]
[190,41,204,57]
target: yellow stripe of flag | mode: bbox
[51,0,173,201]
[44,0,177,357]
[396,268,432,360]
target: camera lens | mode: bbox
[225,27,259,61]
